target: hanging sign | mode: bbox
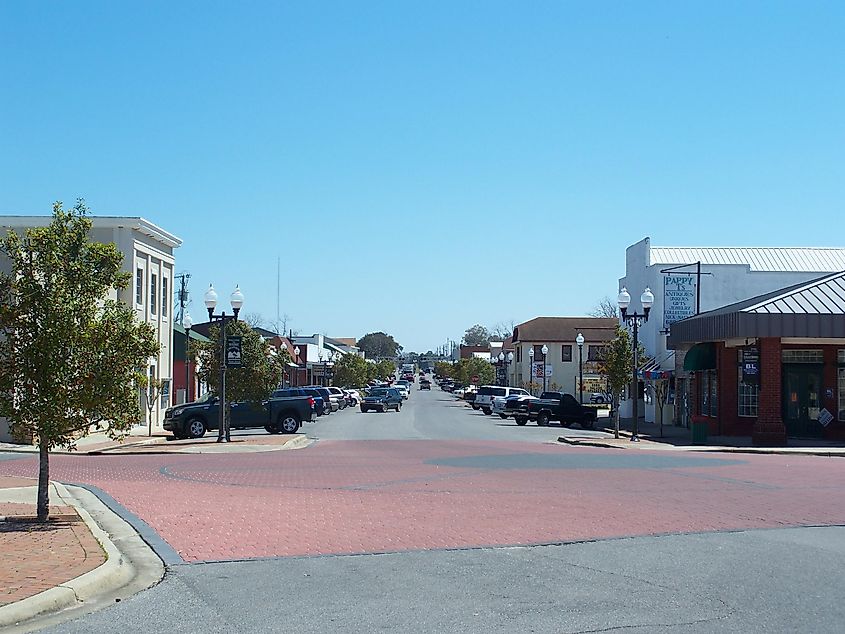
[741,347,759,385]
[663,275,696,329]
[819,408,834,427]
[226,336,243,367]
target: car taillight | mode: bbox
[308,397,315,408]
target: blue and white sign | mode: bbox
[663,275,696,329]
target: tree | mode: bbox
[374,359,396,379]
[434,361,453,378]
[589,296,618,318]
[142,376,166,437]
[462,324,491,346]
[490,320,516,341]
[596,325,634,438]
[192,320,284,431]
[0,201,160,521]
[357,332,402,359]
[452,357,494,386]
[333,353,371,387]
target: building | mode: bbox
[668,271,845,445]
[0,215,182,441]
[459,345,489,360]
[619,237,845,424]
[509,317,618,398]
[172,323,211,405]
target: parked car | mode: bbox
[440,381,455,392]
[419,378,431,390]
[525,392,597,429]
[590,392,609,404]
[474,386,530,415]
[491,391,534,418]
[300,387,328,416]
[360,387,403,413]
[393,383,410,399]
[505,394,539,423]
[344,389,361,406]
[306,386,339,412]
[163,391,313,439]
[325,386,348,410]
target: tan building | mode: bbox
[509,317,617,398]
[0,216,182,441]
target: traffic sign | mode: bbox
[471,375,479,384]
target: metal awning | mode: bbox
[683,342,716,371]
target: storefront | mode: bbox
[668,272,845,445]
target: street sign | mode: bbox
[532,363,553,378]
[226,336,243,367]
[470,375,479,384]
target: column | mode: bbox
[752,337,786,446]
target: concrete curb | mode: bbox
[0,482,164,632]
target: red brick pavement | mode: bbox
[2,440,845,563]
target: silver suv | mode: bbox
[474,386,529,415]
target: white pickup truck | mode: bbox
[474,386,530,415]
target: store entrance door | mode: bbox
[782,365,824,438]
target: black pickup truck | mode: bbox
[524,392,597,429]
[163,391,314,439]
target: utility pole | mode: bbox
[175,273,191,323]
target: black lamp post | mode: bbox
[182,313,193,404]
[293,346,300,387]
[528,347,535,394]
[617,286,654,442]
[497,351,514,386]
[204,283,244,443]
[541,344,549,393]
[576,332,584,404]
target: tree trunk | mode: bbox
[37,440,50,522]
[613,395,620,439]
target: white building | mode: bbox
[0,215,182,441]
[619,237,845,423]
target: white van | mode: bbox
[474,386,530,415]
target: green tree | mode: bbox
[374,359,396,379]
[0,201,160,521]
[434,361,454,378]
[452,357,494,385]
[333,353,371,387]
[357,332,402,359]
[192,320,284,431]
[597,325,634,438]
[462,324,491,346]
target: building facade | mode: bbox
[509,318,617,398]
[619,237,845,424]
[0,215,182,441]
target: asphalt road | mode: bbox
[5,384,845,633]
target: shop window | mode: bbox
[700,370,718,417]
[839,368,845,422]
[561,345,572,362]
[738,349,758,417]
[782,349,823,363]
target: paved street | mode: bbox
[3,387,845,632]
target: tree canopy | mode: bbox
[462,324,491,346]
[356,331,402,359]
[332,353,371,387]
[0,201,160,520]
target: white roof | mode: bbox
[649,246,845,273]
[0,215,182,249]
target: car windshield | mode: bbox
[194,392,215,404]
[369,389,388,397]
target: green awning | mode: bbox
[683,342,716,372]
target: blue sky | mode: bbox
[2,1,843,351]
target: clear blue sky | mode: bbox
[2,1,843,352]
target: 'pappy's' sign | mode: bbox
[663,275,696,329]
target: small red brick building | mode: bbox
[668,271,845,445]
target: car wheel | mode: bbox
[360,406,368,413]
[186,417,206,439]
[515,416,528,426]
[471,404,480,411]
[482,408,492,416]
[537,412,550,427]
[562,420,573,428]
[264,423,280,434]
[499,413,507,419]
[279,414,301,434]
[581,419,595,430]
[397,402,402,411]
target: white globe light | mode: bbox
[204,284,218,310]
[576,332,584,346]
[182,313,193,329]
[617,287,631,310]
[230,285,245,311]
[541,344,548,355]
[507,352,514,362]
[641,287,655,310]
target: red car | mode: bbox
[402,372,415,383]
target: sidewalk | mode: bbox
[560,418,845,456]
[0,429,311,455]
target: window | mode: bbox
[150,273,157,315]
[738,350,758,417]
[561,345,572,362]
[516,347,521,362]
[588,345,605,362]
[135,268,143,305]
[782,349,823,363]
[533,344,545,360]
[700,370,718,417]
[160,379,171,408]
[161,277,168,317]
[839,369,845,421]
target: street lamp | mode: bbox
[541,344,549,393]
[528,347,535,394]
[182,313,193,404]
[293,346,300,386]
[576,332,585,404]
[617,286,654,442]
[205,283,243,443]
[497,351,514,386]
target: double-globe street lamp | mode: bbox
[293,346,301,386]
[528,347,535,393]
[576,332,585,404]
[496,351,514,386]
[204,283,244,443]
[617,286,654,442]
[541,344,549,393]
